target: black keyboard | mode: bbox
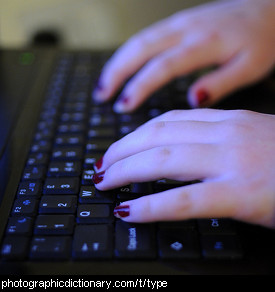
[0,51,249,268]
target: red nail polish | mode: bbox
[94,156,103,170]
[114,205,130,218]
[196,89,210,106]
[118,94,129,105]
[94,77,104,91]
[92,171,105,184]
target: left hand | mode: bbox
[93,109,275,229]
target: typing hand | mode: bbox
[93,109,275,229]
[93,0,275,112]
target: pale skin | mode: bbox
[92,0,275,228]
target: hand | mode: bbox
[93,109,275,229]
[93,0,275,112]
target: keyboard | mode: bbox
[0,50,274,275]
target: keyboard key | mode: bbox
[79,186,114,203]
[86,138,114,152]
[198,219,237,234]
[87,127,116,139]
[31,140,52,153]
[51,146,83,161]
[22,166,46,181]
[72,225,113,259]
[30,236,71,259]
[39,195,77,214]
[47,161,81,177]
[54,134,84,146]
[76,204,113,223]
[158,228,200,259]
[81,169,95,185]
[200,234,243,259]
[34,215,75,235]
[1,236,30,260]
[6,217,33,236]
[11,198,38,217]
[83,153,102,169]
[115,221,157,259]
[43,177,80,195]
[17,181,42,198]
[27,153,49,166]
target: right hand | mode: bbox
[93,0,275,112]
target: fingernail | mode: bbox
[92,171,105,184]
[196,89,210,106]
[93,78,105,101]
[113,94,130,113]
[114,205,130,218]
[94,156,103,171]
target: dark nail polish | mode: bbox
[94,156,103,170]
[92,171,105,184]
[196,89,210,106]
[94,77,104,91]
[114,205,130,218]
[117,94,130,105]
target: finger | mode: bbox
[143,108,233,126]
[100,120,221,170]
[113,180,237,222]
[93,18,182,102]
[187,52,254,107]
[112,38,221,113]
[94,143,220,191]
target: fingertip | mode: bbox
[187,86,212,108]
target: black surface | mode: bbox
[0,48,274,275]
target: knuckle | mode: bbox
[156,146,172,164]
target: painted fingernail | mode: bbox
[196,89,210,106]
[92,171,105,184]
[93,78,105,101]
[114,205,130,218]
[113,94,130,113]
[94,156,103,171]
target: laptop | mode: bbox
[0,48,274,275]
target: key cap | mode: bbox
[1,236,29,260]
[39,195,77,214]
[47,161,81,177]
[30,236,71,259]
[76,204,113,223]
[198,219,237,234]
[43,177,80,195]
[115,221,157,259]
[57,123,85,134]
[89,114,115,126]
[31,140,52,153]
[6,217,33,236]
[87,127,116,139]
[79,186,114,203]
[22,166,46,181]
[86,139,114,152]
[83,153,103,169]
[27,153,49,166]
[51,146,83,161]
[200,234,243,259]
[34,215,75,235]
[81,169,95,185]
[17,181,42,198]
[158,228,200,259]
[11,198,38,217]
[54,134,84,146]
[72,225,113,259]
